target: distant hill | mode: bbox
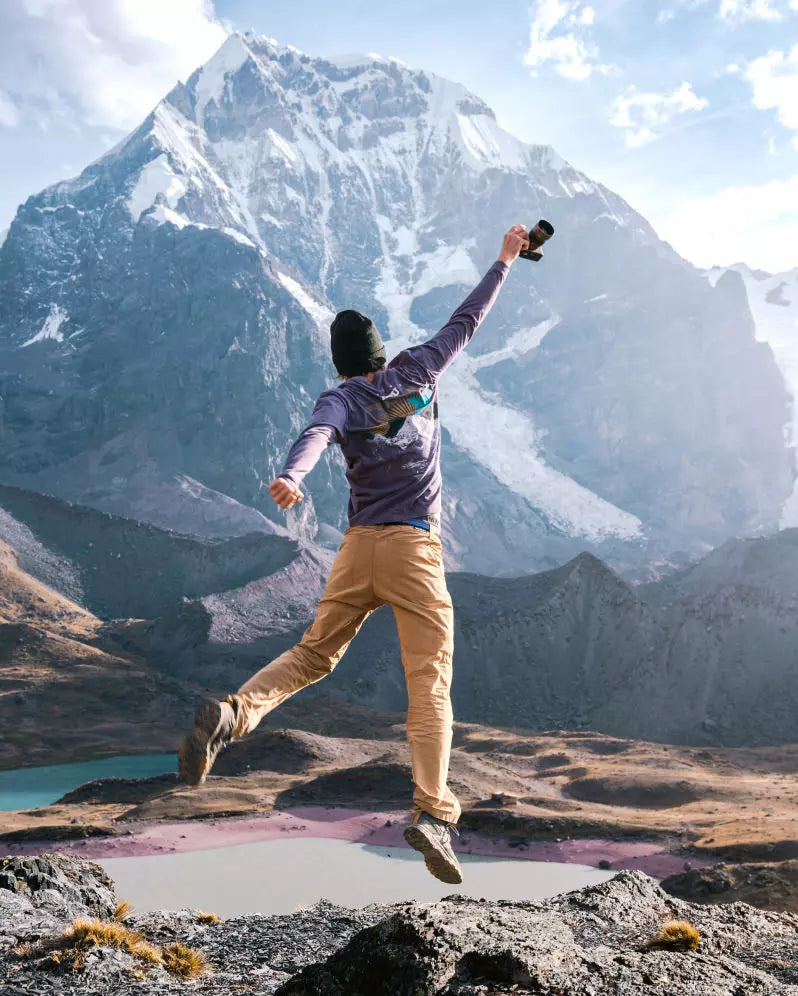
[3,483,798,760]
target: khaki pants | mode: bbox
[229,523,460,824]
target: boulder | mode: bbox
[277,871,798,995]
[0,853,116,919]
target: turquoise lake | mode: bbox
[0,754,176,812]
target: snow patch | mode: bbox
[393,225,418,256]
[194,33,250,121]
[469,316,560,371]
[21,304,68,347]
[455,114,528,171]
[593,211,622,225]
[327,52,409,69]
[277,272,334,341]
[261,212,284,228]
[267,128,296,163]
[213,136,270,246]
[223,227,257,248]
[148,205,191,228]
[415,245,480,297]
[151,103,215,188]
[128,154,188,223]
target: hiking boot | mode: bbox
[178,700,236,787]
[403,812,463,884]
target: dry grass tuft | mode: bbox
[162,941,208,978]
[66,918,162,964]
[113,900,134,921]
[642,920,701,952]
[15,916,208,979]
[195,910,221,925]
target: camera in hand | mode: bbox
[519,219,554,262]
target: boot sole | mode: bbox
[403,824,463,885]
[178,701,226,787]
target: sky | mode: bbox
[0,0,796,272]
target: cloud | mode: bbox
[718,0,782,19]
[0,90,19,127]
[0,0,227,132]
[654,174,798,271]
[609,82,708,147]
[746,43,798,139]
[658,0,787,21]
[524,0,609,81]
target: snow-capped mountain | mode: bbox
[0,32,792,575]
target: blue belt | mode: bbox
[404,517,431,532]
[383,516,438,532]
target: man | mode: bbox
[179,224,531,883]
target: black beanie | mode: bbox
[330,310,386,377]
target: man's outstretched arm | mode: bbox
[389,225,529,386]
[268,393,348,509]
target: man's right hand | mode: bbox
[498,224,530,265]
[269,477,303,510]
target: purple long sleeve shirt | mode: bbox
[279,260,509,526]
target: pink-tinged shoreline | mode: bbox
[0,807,710,879]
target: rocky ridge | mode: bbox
[5,490,798,769]
[138,538,798,747]
[1,854,798,994]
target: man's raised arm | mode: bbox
[389,225,529,386]
[268,393,348,509]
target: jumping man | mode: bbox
[179,224,531,883]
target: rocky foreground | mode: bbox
[2,854,798,995]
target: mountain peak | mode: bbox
[192,33,254,123]
[1,30,792,573]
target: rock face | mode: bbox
[0,483,298,619]
[706,263,798,530]
[2,857,798,995]
[0,853,116,919]
[649,527,798,603]
[663,860,798,914]
[0,32,792,575]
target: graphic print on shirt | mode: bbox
[365,387,437,440]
